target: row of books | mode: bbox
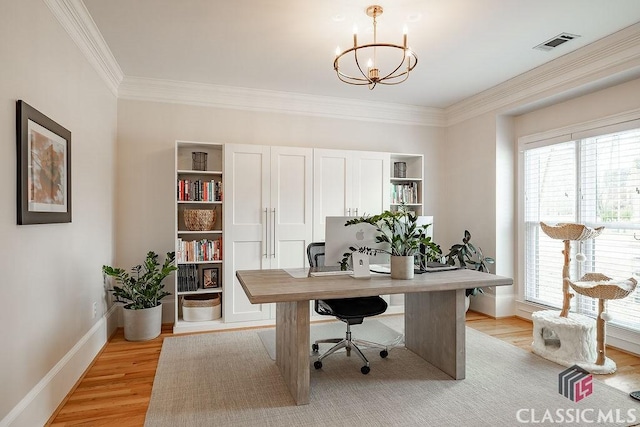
[177,237,222,262]
[177,264,199,292]
[390,182,420,204]
[177,179,222,202]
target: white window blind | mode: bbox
[523,128,640,332]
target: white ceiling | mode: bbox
[82,0,640,109]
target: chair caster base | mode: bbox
[380,349,388,358]
[361,365,370,375]
[314,360,322,370]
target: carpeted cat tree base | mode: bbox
[531,310,616,374]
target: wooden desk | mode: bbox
[235,268,512,405]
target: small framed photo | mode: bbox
[202,267,220,288]
[16,100,72,225]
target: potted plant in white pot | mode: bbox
[444,230,495,311]
[102,251,177,341]
[340,207,441,279]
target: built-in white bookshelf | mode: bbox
[174,141,225,334]
[390,153,423,216]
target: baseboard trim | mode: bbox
[469,292,516,318]
[1,305,118,427]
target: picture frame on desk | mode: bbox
[16,100,71,225]
[202,266,220,288]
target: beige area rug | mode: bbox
[145,316,639,426]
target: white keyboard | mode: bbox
[309,270,353,277]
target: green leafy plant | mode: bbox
[102,251,177,310]
[444,230,495,297]
[339,207,441,268]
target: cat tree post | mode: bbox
[560,239,573,318]
[596,298,606,366]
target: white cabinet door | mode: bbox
[313,149,390,241]
[224,144,313,323]
[270,146,313,271]
[224,144,272,322]
[313,149,352,241]
[352,150,390,217]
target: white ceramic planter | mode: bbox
[122,304,162,341]
[391,255,414,279]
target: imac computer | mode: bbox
[323,215,435,269]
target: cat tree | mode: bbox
[531,222,637,374]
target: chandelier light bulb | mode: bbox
[367,58,373,68]
[335,46,341,57]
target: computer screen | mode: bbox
[324,216,390,267]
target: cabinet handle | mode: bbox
[272,208,276,258]
[354,208,358,216]
[263,208,268,258]
[346,208,351,216]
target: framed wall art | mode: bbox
[202,266,220,289]
[16,100,71,224]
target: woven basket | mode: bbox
[184,209,216,231]
[183,293,221,308]
[567,273,637,300]
[540,222,604,241]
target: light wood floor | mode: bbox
[48,312,640,426]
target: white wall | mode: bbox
[0,1,118,425]
[441,112,498,255]
[115,99,445,321]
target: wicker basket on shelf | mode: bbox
[184,209,216,231]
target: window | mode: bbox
[523,128,640,332]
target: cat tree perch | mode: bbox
[532,222,637,374]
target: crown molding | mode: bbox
[47,1,639,127]
[44,0,123,96]
[118,77,446,127]
[446,23,640,126]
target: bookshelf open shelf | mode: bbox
[390,153,423,216]
[174,141,224,334]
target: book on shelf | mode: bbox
[177,264,199,292]
[177,178,222,202]
[177,237,223,263]
[390,182,419,204]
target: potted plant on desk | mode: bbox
[340,207,441,279]
[444,230,495,310]
[102,251,177,341]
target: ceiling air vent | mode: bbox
[534,33,580,52]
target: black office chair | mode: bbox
[307,242,389,375]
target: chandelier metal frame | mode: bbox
[333,5,418,90]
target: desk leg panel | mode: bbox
[275,301,310,405]
[404,289,466,380]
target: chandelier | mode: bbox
[333,5,418,90]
